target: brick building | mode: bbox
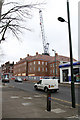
[13,52,76,81]
[1,61,14,77]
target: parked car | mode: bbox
[2,78,10,83]
[15,77,22,82]
[11,77,15,80]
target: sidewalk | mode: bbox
[2,85,80,119]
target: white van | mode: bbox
[34,79,59,92]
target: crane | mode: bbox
[39,10,49,55]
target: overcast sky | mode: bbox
[0,0,79,65]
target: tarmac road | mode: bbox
[8,80,80,106]
[2,84,79,119]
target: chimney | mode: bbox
[55,53,58,56]
[36,52,38,55]
[20,58,22,60]
[27,54,29,57]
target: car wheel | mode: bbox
[54,89,57,92]
[34,86,38,90]
[44,87,48,93]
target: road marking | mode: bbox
[51,108,66,113]
[34,95,42,97]
[67,115,79,118]
[23,97,32,100]
[43,95,80,107]
[10,96,19,99]
[45,108,66,113]
[51,97,80,107]
[22,103,32,106]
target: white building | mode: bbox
[59,61,80,83]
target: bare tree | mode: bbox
[0,0,3,20]
[0,0,45,43]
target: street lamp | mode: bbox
[58,0,75,108]
[52,49,56,78]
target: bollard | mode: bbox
[47,91,51,111]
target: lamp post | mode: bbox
[52,49,56,78]
[58,0,75,108]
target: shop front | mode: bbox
[59,61,80,83]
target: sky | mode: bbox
[0,0,79,65]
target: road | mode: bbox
[2,83,79,119]
[8,80,80,107]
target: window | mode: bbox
[46,68,47,72]
[50,70,52,74]
[45,62,47,65]
[42,62,44,65]
[30,67,31,71]
[38,61,40,64]
[38,67,40,71]
[53,69,54,74]
[25,66,26,70]
[50,64,52,67]
[34,67,35,71]
[30,62,32,66]
[42,67,44,72]
[56,69,57,74]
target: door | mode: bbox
[62,69,68,82]
[37,80,43,90]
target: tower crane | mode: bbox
[39,10,49,55]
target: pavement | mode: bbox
[1,83,80,120]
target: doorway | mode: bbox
[62,69,68,82]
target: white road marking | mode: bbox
[51,108,66,113]
[23,97,32,100]
[10,96,19,99]
[34,95,42,97]
[22,103,32,106]
[67,115,79,118]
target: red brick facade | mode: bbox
[13,52,76,78]
[1,61,14,76]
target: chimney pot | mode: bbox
[20,58,22,60]
[55,53,58,56]
[36,52,38,55]
[27,54,29,57]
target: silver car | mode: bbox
[15,77,22,82]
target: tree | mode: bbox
[0,0,45,43]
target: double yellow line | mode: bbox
[43,94,80,107]
[51,97,80,107]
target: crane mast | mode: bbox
[39,10,49,55]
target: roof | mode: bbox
[26,54,54,62]
[14,53,74,65]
